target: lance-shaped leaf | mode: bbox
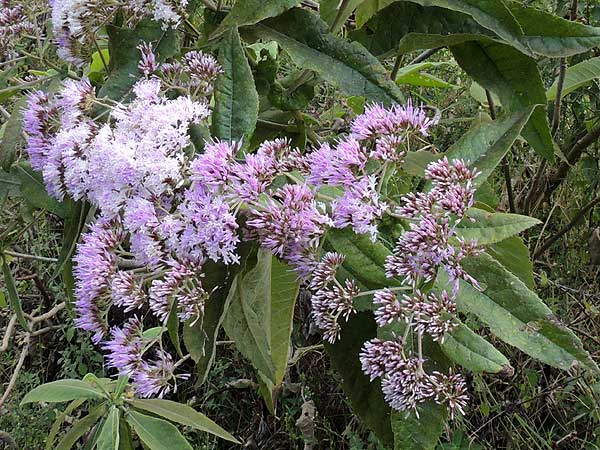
[249,8,404,105]
[325,312,393,445]
[444,106,536,187]
[53,199,91,279]
[487,236,535,289]
[98,20,179,102]
[451,40,554,161]
[16,162,65,217]
[402,0,530,55]
[131,399,239,443]
[96,406,120,450]
[441,321,511,374]
[2,257,29,331]
[183,261,233,383]
[455,208,541,245]
[355,0,397,28]
[437,254,599,373]
[0,169,21,204]
[547,56,600,101]
[126,411,193,450]
[21,379,105,404]
[55,403,107,450]
[391,403,447,450]
[212,0,300,38]
[222,249,300,385]
[326,227,400,289]
[0,97,26,170]
[506,2,600,57]
[352,2,497,57]
[212,27,259,142]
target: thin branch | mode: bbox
[29,325,62,337]
[522,159,547,215]
[552,58,567,136]
[0,336,30,409]
[27,302,66,324]
[409,47,442,65]
[486,89,516,213]
[3,250,58,263]
[330,0,351,33]
[0,315,17,352]
[390,54,402,80]
[534,195,600,259]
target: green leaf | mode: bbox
[142,326,163,341]
[441,321,511,373]
[394,62,456,88]
[222,248,300,385]
[455,208,541,245]
[96,406,120,450]
[355,0,396,28]
[450,40,554,161]
[126,410,194,450]
[487,236,535,289]
[167,304,182,358]
[397,70,456,88]
[403,150,442,177]
[326,227,400,289]
[325,312,393,445]
[0,169,21,204]
[46,399,87,450]
[391,402,447,450]
[118,419,135,450]
[249,8,404,105]
[183,262,234,383]
[437,253,599,373]
[53,199,90,279]
[20,379,105,405]
[130,399,239,443]
[505,2,600,57]
[444,106,536,187]
[212,27,259,142]
[403,0,530,55]
[547,56,600,101]
[98,20,179,102]
[213,0,300,37]
[2,256,29,331]
[55,403,107,450]
[16,162,65,217]
[0,97,26,170]
[351,2,494,57]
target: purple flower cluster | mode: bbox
[360,337,468,418]
[103,317,190,398]
[353,157,482,418]
[351,101,437,161]
[0,0,34,60]
[50,0,188,65]
[386,157,481,293]
[309,253,357,342]
[23,88,459,403]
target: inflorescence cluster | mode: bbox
[0,0,34,60]
[50,0,188,64]
[23,39,479,417]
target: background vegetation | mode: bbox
[4,0,600,448]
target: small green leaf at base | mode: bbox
[126,410,193,450]
[130,398,239,443]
